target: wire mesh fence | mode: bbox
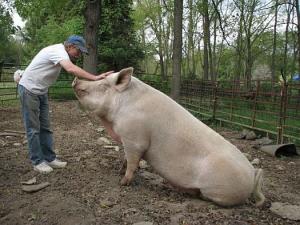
[0,64,75,105]
[1,64,299,145]
[180,79,300,146]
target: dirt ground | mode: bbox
[0,100,299,225]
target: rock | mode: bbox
[270,202,300,221]
[100,199,116,208]
[140,171,161,180]
[21,177,37,185]
[275,165,284,171]
[139,160,148,169]
[252,137,273,149]
[97,137,111,146]
[22,182,50,193]
[133,222,153,225]
[245,131,256,140]
[103,145,117,150]
[237,129,256,140]
[84,150,93,155]
[140,171,164,186]
[96,127,105,133]
[251,158,260,165]
[256,137,273,145]
[237,129,249,139]
[13,143,22,147]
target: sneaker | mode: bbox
[47,159,67,169]
[34,162,53,174]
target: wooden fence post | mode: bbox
[277,82,288,144]
[212,81,218,120]
[251,80,260,127]
[229,81,235,121]
[0,61,3,82]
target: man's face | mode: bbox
[67,45,82,62]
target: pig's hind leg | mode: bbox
[120,140,147,186]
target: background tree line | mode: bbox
[1,0,143,73]
[133,0,300,87]
[0,0,300,89]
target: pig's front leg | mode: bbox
[120,141,146,186]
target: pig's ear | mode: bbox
[115,67,133,92]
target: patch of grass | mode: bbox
[49,86,76,100]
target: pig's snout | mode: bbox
[72,79,88,98]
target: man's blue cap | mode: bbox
[66,35,88,54]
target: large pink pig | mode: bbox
[72,67,265,207]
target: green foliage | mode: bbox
[14,0,143,70]
[49,81,76,100]
[14,0,84,62]
[0,1,18,63]
[30,16,84,55]
[216,47,236,81]
[138,73,170,93]
[98,0,144,71]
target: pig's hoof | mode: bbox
[120,177,131,186]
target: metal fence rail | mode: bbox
[0,64,75,105]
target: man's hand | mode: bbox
[95,71,114,80]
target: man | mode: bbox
[18,35,113,174]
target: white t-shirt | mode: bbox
[19,44,70,95]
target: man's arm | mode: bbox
[60,59,113,80]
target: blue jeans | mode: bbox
[18,85,56,165]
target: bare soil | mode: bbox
[0,101,299,225]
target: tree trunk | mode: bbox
[157,0,167,80]
[296,0,300,76]
[245,33,253,89]
[171,0,183,101]
[83,0,101,74]
[203,0,209,80]
[212,13,217,81]
[282,1,292,80]
[271,0,278,92]
[164,8,172,79]
[245,0,256,89]
[187,0,195,78]
[234,0,245,84]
